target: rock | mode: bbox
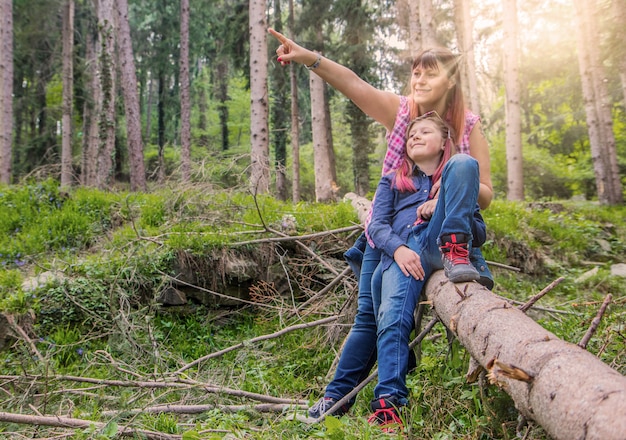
[610,263,626,278]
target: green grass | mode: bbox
[0,182,624,439]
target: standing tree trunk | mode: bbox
[179,0,191,183]
[270,0,288,201]
[61,0,74,188]
[419,0,437,48]
[502,0,523,201]
[287,0,301,203]
[248,0,270,194]
[453,0,480,115]
[612,0,626,107]
[310,72,336,202]
[0,0,13,184]
[344,0,373,196]
[96,0,117,189]
[407,0,421,54]
[215,59,230,151]
[117,0,146,191]
[573,0,622,205]
[81,9,100,187]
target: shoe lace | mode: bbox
[311,398,332,414]
[367,407,403,426]
[440,241,470,265]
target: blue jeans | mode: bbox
[325,243,381,402]
[373,154,482,402]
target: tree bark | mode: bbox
[81,9,100,187]
[0,0,13,184]
[407,0,421,54]
[502,0,524,200]
[453,0,480,115]
[426,272,626,440]
[248,0,270,194]
[117,0,146,191]
[573,0,622,205]
[179,0,191,183]
[419,0,437,48]
[310,72,336,202]
[61,0,74,188]
[612,0,626,108]
[96,0,117,189]
[287,0,301,203]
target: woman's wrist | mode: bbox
[305,54,321,70]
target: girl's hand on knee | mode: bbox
[393,246,424,280]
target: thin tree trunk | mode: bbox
[117,0,146,191]
[179,0,191,183]
[145,71,153,144]
[426,271,626,440]
[310,72,336,202]
[216,59,229,151]
[613,0,626,107]
[419,0,437,47]
[573,0,623,205]
[61,0,74,188]
[407,0,421,54]
[502,0,523,200]
[96,0,117,189]
[288,0,300,203]
[453,0,480,115]
[81,8,100,187]
[249,0,270,194]
[0,0,13,184]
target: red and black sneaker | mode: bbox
[367,396,404,433]
[439,233,480,283]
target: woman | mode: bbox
[366,113,486,431]
[268,28,493,419]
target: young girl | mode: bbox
[366,112,486,431]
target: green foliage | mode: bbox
[0,185,624,439]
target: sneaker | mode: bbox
[308,397,350,419]
[439,233,480,283]
[470,247,494,290]
[368,396,404,433]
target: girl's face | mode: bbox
[406,119,445,163]
[410,61,454,109]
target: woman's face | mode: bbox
[406,119,445,163]
[410,61,454,109]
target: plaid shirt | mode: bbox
[364,96,480,246]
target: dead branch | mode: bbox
[101,402,306,417]
[5,314,43,362]
[230,224,362,246]
[518,276,565,313]
[295,266,354,314]
[0,411,181,439]
[1,375,307,406]
[173,315,340,374]
[579,294,613,349]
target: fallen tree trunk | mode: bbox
[344,193,626,439]
[426,272,626,440]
